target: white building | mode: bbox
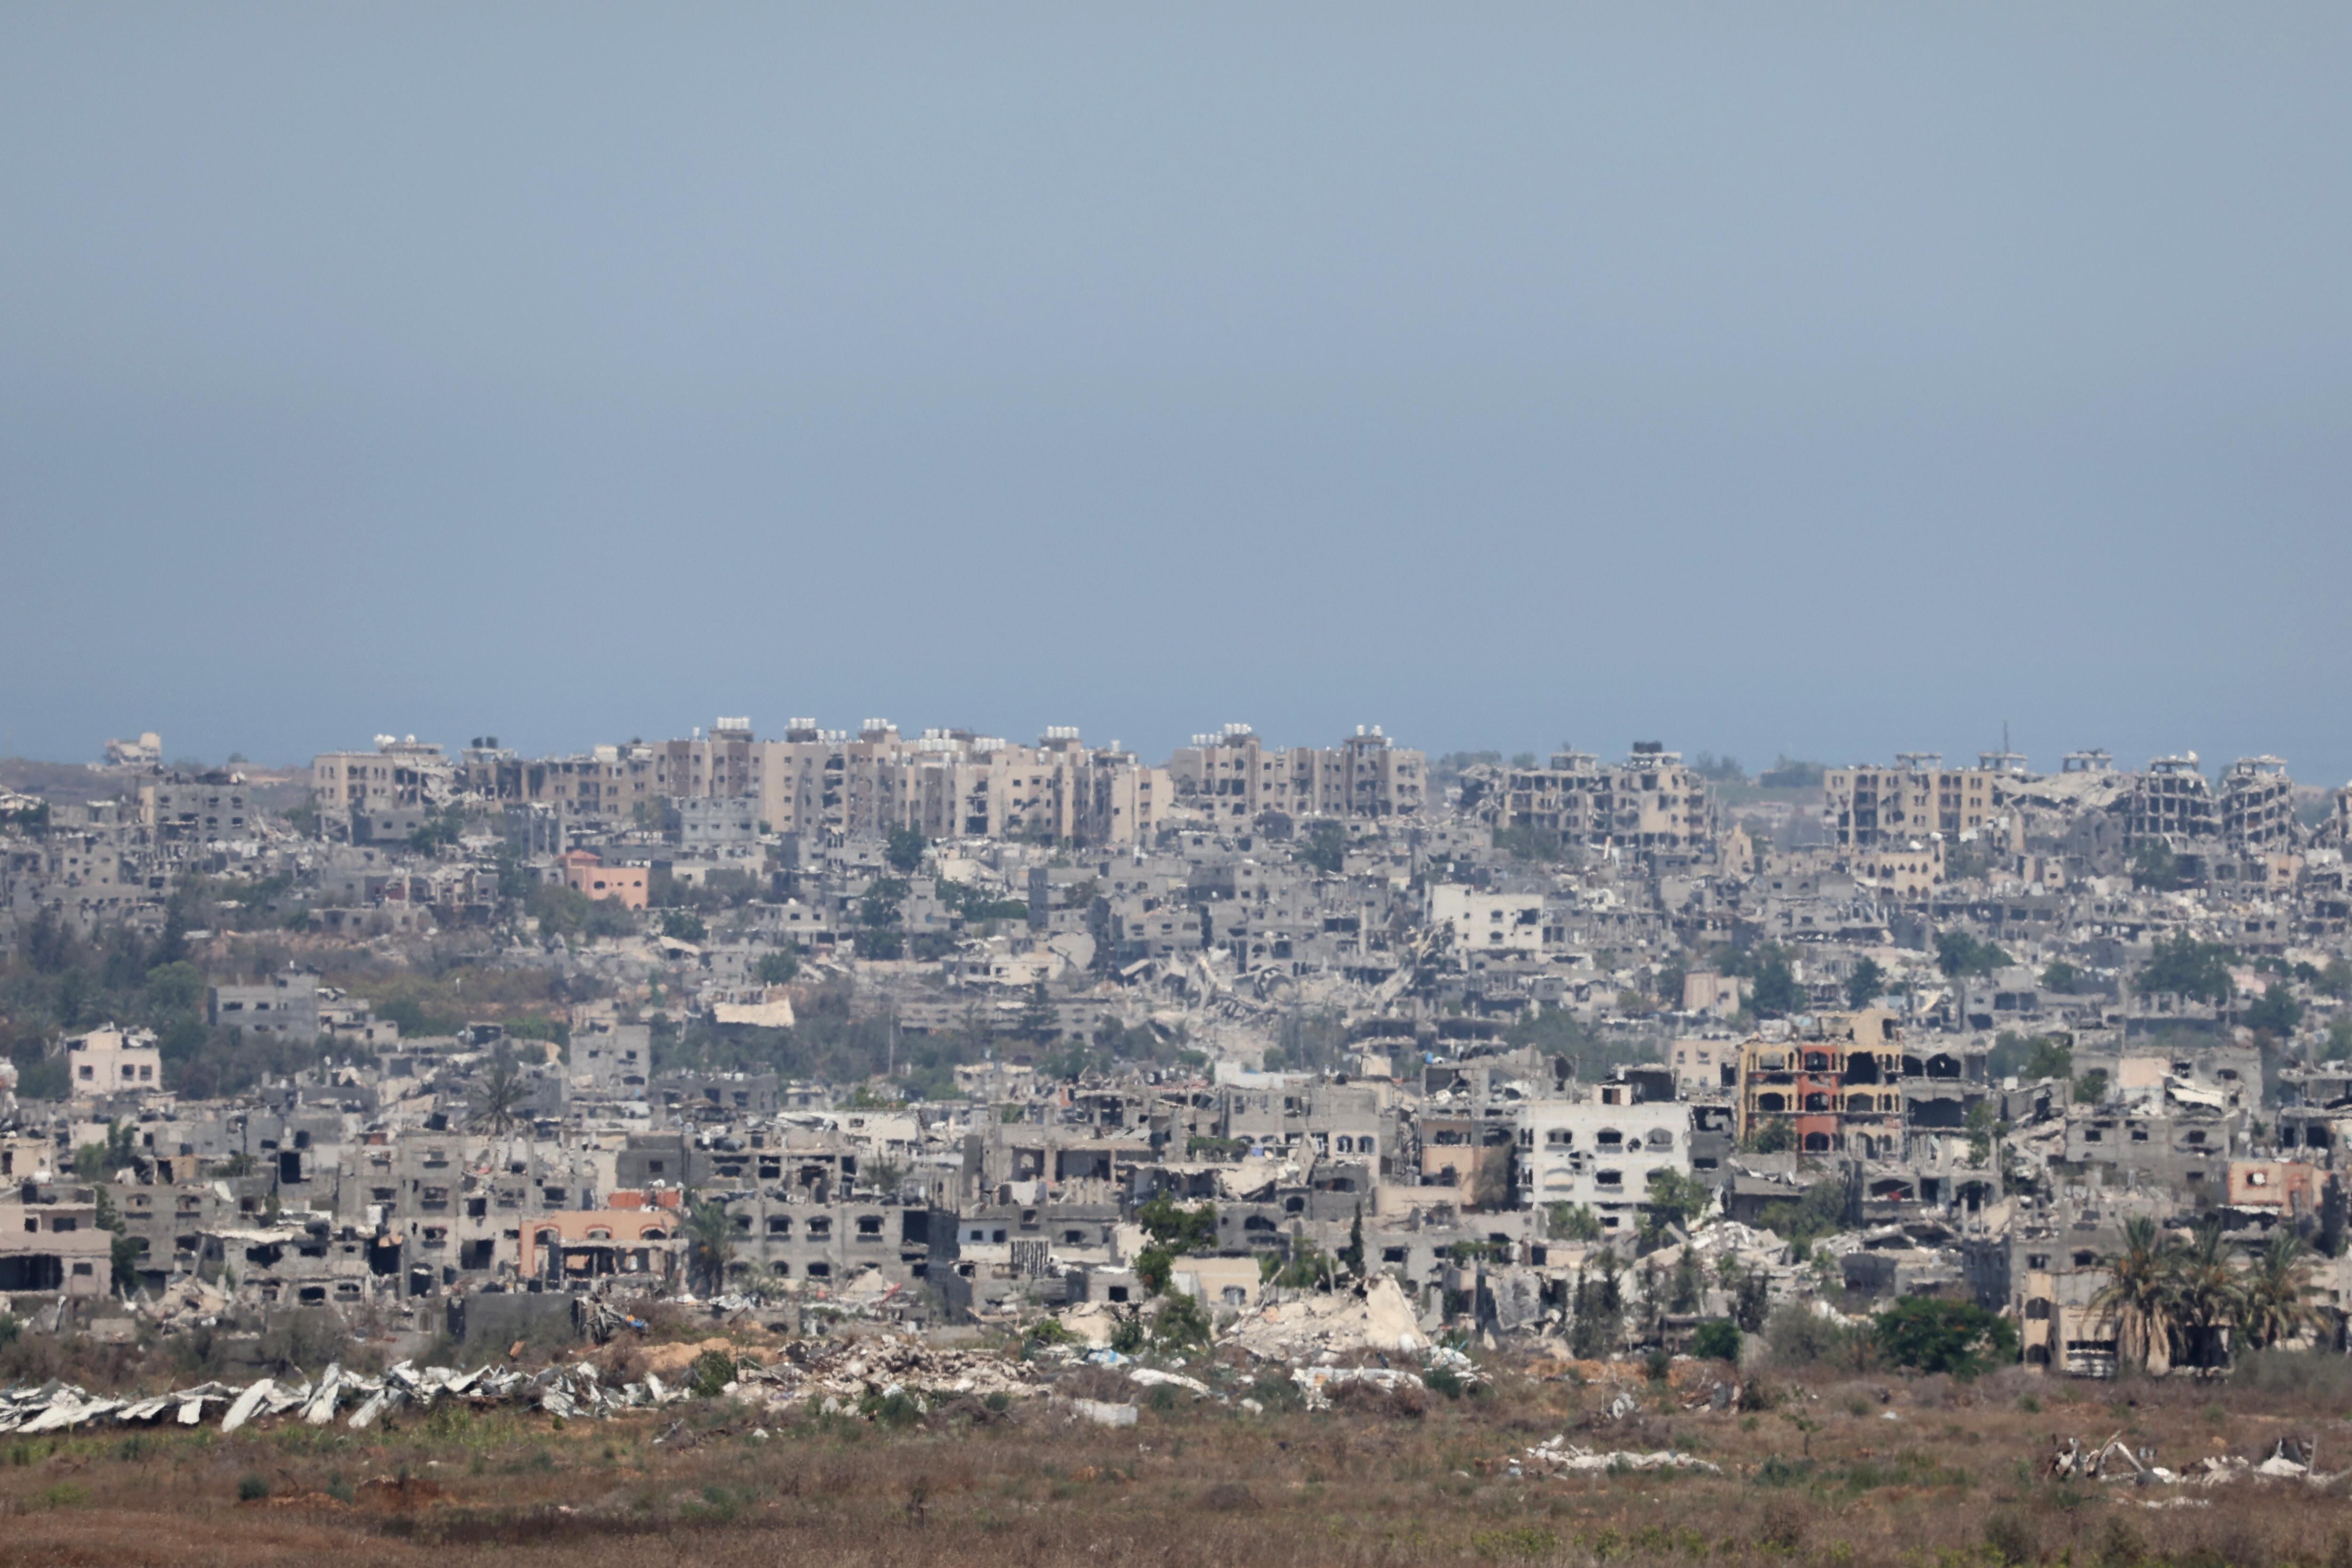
[1429,886,1545,959]
[1514,1099,1692,1232]
[65,1026,163,1096]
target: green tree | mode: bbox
[1936,930,2012,979]
[1300,819,1349,875]
[2139,933,2234,1005]
[1492,824,1573,864]
[406,806,467,856]
[1153,1291,1212,1350]
[2322,1016,2352,1064]
[2091,1217,2179,1372]
[1733,1266,1770,1333]
[1570,1254,1626,1358]
[1016,978,1056,1044]
[2236,1230,2316,1351]
[1136,1196,1217,1254]
[2041,960,2082,994]
[1845,958,1886,1009]
[1749,955,1803,1017]
[1754,1181,1846,1251]
[660,909,707,943]
[2170,1219,2239,1370]
[1873,1297,2017,1378]
[683,1199,737,1295]
[2320,958,2352,1002]
[1547,1202,1602,1242]
[1692,1318,1741,1362]
[1669,1246,1702,1313]
[1135,1245,1173,1295]
[854,876,909,960]
[1964,1098,2009,1165]
[2072,1068,2109,1105]
[1339,1205,1365,1279]
[1645,1168,1711,1232]
[1691,752,1746,784]
[1273,1241,1338,1291]
[1986,1032,2073,1083]
[73,1120,138,1182]
[884,827,927,874]
[1758,756,1824,789]
[2244,981,2303,1039]
[860,877,909,929]
[754,948,800,986]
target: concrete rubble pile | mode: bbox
[1290,1364,1424,1409]
[2050,1434,2340,1489]
[1522,1435,1724,1476]
[1221,1276,1430,1360]
[0,1357,693,1435]
[736,1333,1041,1414]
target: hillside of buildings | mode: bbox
[0,718,2351,1557]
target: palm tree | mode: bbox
[470,1059,527,1136]
[2236,1230,2317,1351]
[683,1199,736,1296]
[2171,1219,2240,1372]
[2091,1217,2179,1373]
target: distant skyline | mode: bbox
[0,712,2324,790]
[5,6,2348,781]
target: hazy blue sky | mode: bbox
[4,6,2347,779]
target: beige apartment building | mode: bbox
[1823,755,2001,849]
[2218,756,2295,850]
[1488,744,1713,855]
[312,738,457,815]
[1167,724,1424,825]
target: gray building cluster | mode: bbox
[3,719,2352,1375]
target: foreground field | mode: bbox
[3,1356,2350,1568]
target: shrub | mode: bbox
[238,1472,270,1502]
[862,1390,922,1427]
[1756,1497,1806,1552]
[1134,1246,1174,1295]
[689,1348,740,1398]
[1764,1303,1864,1369]
[1874,1297,2017,1380]
[1692,1318,1741,1364]
[1153,1292,1212,1351]
[1426,1364,1465,1400]
[2235,1348,2352,1401]
[1983,1510,2037,1566]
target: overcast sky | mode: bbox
[3,5,2347,780]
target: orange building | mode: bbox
[519,1196,683,1281]
[2227,1160,2325,1214]
[561,851,650,910]
[1737,1010,1908,1157]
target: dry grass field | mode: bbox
[3,1353,2350,1568]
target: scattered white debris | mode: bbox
[1055,1397,1138,1428]
[1290,1366,1425,1409]
[1522,1437,1722,1476]
[1127,1367,1211,1397]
